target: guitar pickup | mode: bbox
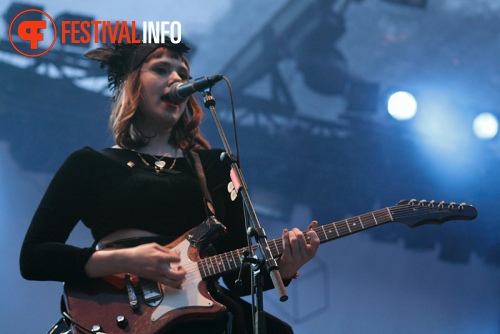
[140,278,163,306]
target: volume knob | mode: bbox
[117,315,129,329]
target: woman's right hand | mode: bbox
[85,243,186,289]
[126,243,186,288]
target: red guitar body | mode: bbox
[63,235,228,333]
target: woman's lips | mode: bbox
[161,95,179,108]
[162,101,178,108]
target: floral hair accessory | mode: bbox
[85,40,190,94]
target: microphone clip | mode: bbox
[234,249,260,287]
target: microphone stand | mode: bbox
[202,91,288,334]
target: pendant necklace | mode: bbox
[136,149,178,174]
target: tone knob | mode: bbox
[91,324,102,332]
[117,315,129,329]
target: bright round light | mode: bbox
[387,91,418,121]
[472,112,498,140]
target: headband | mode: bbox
[85,40,190,94]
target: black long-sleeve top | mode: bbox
[19,147,251,292]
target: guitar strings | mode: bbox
[112,204,470,296]
[184,203,469,284]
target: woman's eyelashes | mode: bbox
[152,66,189,81]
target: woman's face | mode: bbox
[136,52,190,134]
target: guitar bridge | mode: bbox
[140,278,163,307]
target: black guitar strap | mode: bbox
[183,149,227,251]
[184,149,216,216]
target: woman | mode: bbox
[20,40,319,333]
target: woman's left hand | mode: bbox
[278,220,320,279]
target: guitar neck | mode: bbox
[197,207,394,279]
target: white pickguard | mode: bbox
[151,239,213,322]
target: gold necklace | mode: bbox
[136,149,178,173]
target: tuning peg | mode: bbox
[409,199,417,205]
[418,200,427,206]
[448,202,457,209]
[438,201,445,208]
[428,200,435,207]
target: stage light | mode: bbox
[472,112,498,140]
[387,91,417,121]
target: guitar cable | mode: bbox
[62,311,106,334]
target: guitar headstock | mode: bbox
[390,199,478,228]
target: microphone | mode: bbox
[169,74,224,103]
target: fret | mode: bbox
[324,225,336,239]
[271,240,280,257]
[345,219,352,233]
[320,225,329,241]
[229,251,238,270]
[235,248,244,267]
[385,207,394,222]
[214,256,222,274]
[214,255,223,273]
[221,254,228,272]
[207,257,216,276]
[212,256,218,273]
[334,221,346,236]
[202,259,209,277]
[358,216,365,229]
[333,223,340,237]
[220,254,229,271]
[218,254,227,272]
[347,218,364,233]
[372,212,378,225]
[356,218,363,230]
[206,259,213,276]
[199,260,207,278]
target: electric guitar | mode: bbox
[62,199,477,333]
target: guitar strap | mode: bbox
[183,149,227,253]
[183,149,217,217]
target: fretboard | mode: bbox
[197,207,394,279]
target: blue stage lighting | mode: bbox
[472,112,498,140]
[387,91,417,121]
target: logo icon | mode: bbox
[9,9,57,57]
